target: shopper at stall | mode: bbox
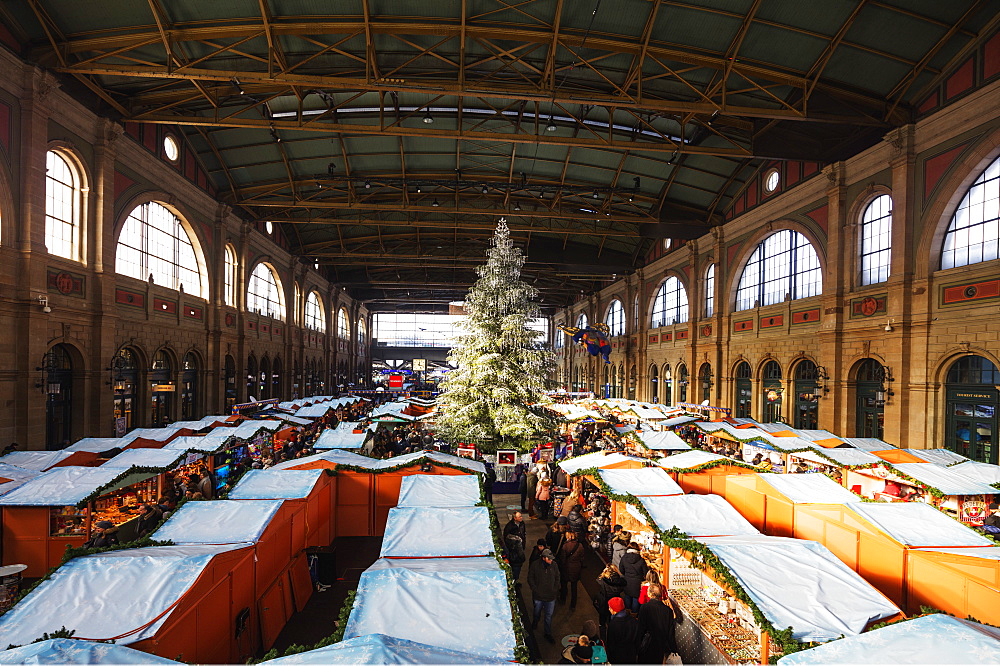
[519,466,529,512]
[559,635,593,664]
[619,542,648,613]
[503,511,527,580]
[546,518,567,555]
[985,503,1000,529]
[638,570,660,605]
[558,531,585,609]
[606,597,639,664]
[135,503,163,538]
[594,564,627,629]
[526,466,539,518]
[536,477,554,520]
[611,530,631,569]
[528,549,561,643]
[83,521,120,549]
[567,503,588,540]
[635,584,679,664]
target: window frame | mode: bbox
[338,307,351,339]
[223,244,237,307]
[704,263,716,318]
[45,149,86,263]
[650,275,689,328]
[115,201,205,297]
[941,155,1000,270]
[606,299,625,337]
[304,291,326,332]
[735,229,822,312]
[859,194,893,286]
[246,262,285,320]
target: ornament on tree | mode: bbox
[557,322,613,363]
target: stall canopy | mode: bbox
[947,460,1000,485]
[777,613,1000,665]
[335,421,362,431]
[757,473,863,505]
[152,499,284,545]
[396,475,482,507]
[657,450,730,470]
[697,535,900,642]
[0,544,249,647]
[598,467,683,497]
[343,558,515,662]
[294,405,333,419]
[905,448,970,465]
[559,452,647,475]
[260,633,508,665]
[789,448,882,467]
[271,449,377,470]
[889,462,998,496]
[659,416,699,428]
[0,638,183,664]
[841,437,896,451]
[229,420,282,439]
[118,427,185,446]
[845,502,994,547]
[0,467,151,506]
[382,451,486,474]
[228,469,324,500]
[101,448,188,470]
[636,431,692,452]
[0,464,41,497]
[314,429,368,450]
[0,451,80,471]
[162,433,233,454]
[638,494,760,537]
[380,507,493,558]
[65,437,128,453]
[627,407,670,421]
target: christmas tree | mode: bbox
[436,219,557,451]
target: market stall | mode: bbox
[313,429,368,450]
[638,494,760,539]
[657,451,758,495]
[260,633,509,665]
[784,447,881,480]
[0,465,41,499]
[0,543,257,663]
[947,459,1000,485]
[396,474,482,507]
[777,612,1000,665]
[558,451,647,476]
[0,451,100,471]
[631,431,692,456]
[0,466,161,576]
[0,637,183,664]
[380,507,493,558]
[342,557,517,662]
[228,469,332,548]
[905,546,1000,625]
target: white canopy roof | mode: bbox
[0,638,183,664]
[294,404,333,418]
[657,450,729,470]
[757,473,863,504]
[152,499,284,545]
[396,475,482,507]
[162,432,234,454]
[0,544,249,647]
[64,438,124,453]
[841,437,896,451]
[660,415,699,427]
[778,613,1000,665]
[383,451,486,474]
[639,494,760,537]
[846,502,994,547]
[788,448,881,467]
[228,469,324,500]
[118,427,184,445]
[598,467,683,496]
[335,421,362,431]
[559,452,645,475]
[270,449,377,470]
[628,407,669,420]
[260,633,507,665]
[101,448,188,470]
[636,431,692,451]
[380,507,493,557]
[0,467,149,506]
[0,451,76,471]
[229,420,282,439]
[948,460,1000,485]
[314,429,368,450]
[344,558,515,662]
[890,462,997,496]
[906,448,970,465]
[698,535,900,642]
[915,546,1000,560]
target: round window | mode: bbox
[265,220,274,234]
[163,135,179,162]
[764,168,780,193]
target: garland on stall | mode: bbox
[486,502,531,663]
[73,465,181,508]
[324,455,485,477]
[658,458,759,474]
[838,462,947,500]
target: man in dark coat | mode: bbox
[567,504,587,539]
[636,584,678,664]
[618,542,648,612]
[83,520,120,549]
[557,531,585,609]
[606,596,639,664]
[528,549,561,643]
[503,511,527,580]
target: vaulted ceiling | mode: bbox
[4,0,999,310]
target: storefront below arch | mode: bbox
[944,355,999,464]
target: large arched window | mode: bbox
[860,194,892,285]
[292,283,301,325]
[736,230,821,311]
[116,202,205,297]
[357,320,367,347]
[650,276,689,328]
[942,156,1000,269]
[338,308,350,339]
[577,313,588,329]
[704,263,716,317]
[223,244,237,306]
[247,262,285,319]
[606,300,625,337]
[304,291,326,332]
[45,150,83,261]
[554,323,565,349]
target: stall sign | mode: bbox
[456,445,477,459]
[232,398,280,414]
[766,389,781,402]
[184,452,203,465]
[114,417,126,438]
[960,496,990,524]
[388,374,404,388]
[497,450,517,466]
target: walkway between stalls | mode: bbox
[493,493,605,664]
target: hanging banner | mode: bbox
[388,374,404,388]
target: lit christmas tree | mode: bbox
[436,219,557,451]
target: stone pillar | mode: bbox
[818,161,849,435]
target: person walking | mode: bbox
[635,584,679,665]
[611,530,630,569]
[619,541,648,613]
[518,465,529,512]
[545,519,567,556]
[528,549,561,643]
[605,596,639,664]
[535,478,553,520]
[594,563,627,629]
[557,531,585,609]
[526,467,539,518]
[503,511,527,580]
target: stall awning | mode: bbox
[757,473,863,505]
[846,502,994,547]
[118,427,185,445]
[380,507,493,558]
[872,449,926,464]
[777,612,1000,665]
[381,451,485,474]
[639,494,760,537]
[841,437,896,451]
[890,462,998,496]
[153,499,284,545]
[294,405,333,418]
[64,438,125,453]
[0,467,154,506]
[271,449,378,470]
[0,464,41,498]
[0,637,183,664]
[335,421,362,431]
[102,448,189,470]
[559,452,646,475]
[314,429,368,450]
[947,460,1000,485]
[162,433,233,454]
[343,558,516,662]
[0,451,78,471]
[636,431,692,451]
[598,467,683,497]
[657,450,730,470]
[0,544,250,647]
[259,633,508,665]
[659,416,699,428]
[788,448,881,467]
[906,448,971,465]
[396,475,482,507]
[228,469,324,500]
[229,420,282,439]
[627,407,669,420]
[697,535,900,642]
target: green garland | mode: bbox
[60,538,175,565]
[328,455,485,477]
[658,458,759,474]
[839,462,947,500]
[486,503,531,663]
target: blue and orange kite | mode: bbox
[558,323,612,364]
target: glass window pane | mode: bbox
[943,156,1000,270]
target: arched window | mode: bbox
[577,313,588,329]
[794,360,819,429]
[704,263,716,317]
[633,295,639,332]
[358,320,367,347]
[606,300,625,336]
[945,355,999,463]
[736,230,821,311]
[650,276,689,328]
[116,202,205,297]
[761,360,783,423]
[304,291,326,332]
[223,244,237,306]
[554,323,564,349]
[860,195,892,285]
[734,361,752,418]
[247,262,285,319]
[699,363,713,402]
[292,283,301,325]
[943,156,1000,269]
[45,150,83,261]
[338,308,350,339]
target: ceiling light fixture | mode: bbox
[432,199,440,207]
[365,180,371,189]
[592,191,600,199]
[514,202,521,211]
[423,110,434,124]
[481,184,489,194]
[546,118,557,132]
[416,185,422,193]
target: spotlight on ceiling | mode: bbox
[432,199,440,207]
[592,191,600,199]
[481,184,489,194]
[365,180,371,189]
[514,202,521,211]
[416,185,422,193]
[546,117,557,132]
[423,110,434,124]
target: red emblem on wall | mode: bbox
[55,273,75,294]
[860,297,879,316]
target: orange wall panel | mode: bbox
[288,555,314,613]
[336,504,372,536]
[337,472,372,505]
[858,532,906,607]
[764,498,794,537]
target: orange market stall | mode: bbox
[228,469,333,549]
[656,450,759,495]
